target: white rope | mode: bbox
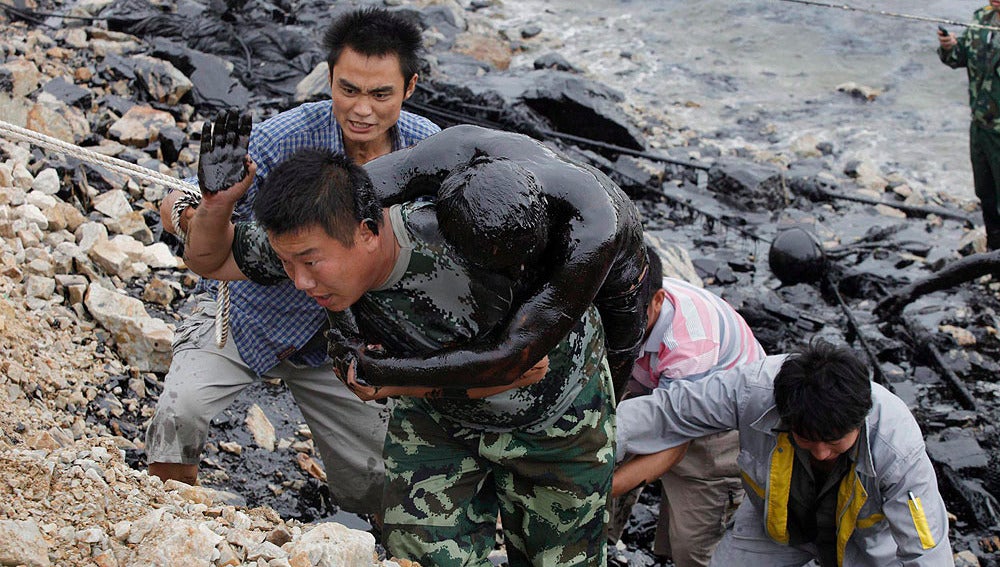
[0,118,231,348]
[774,0,1000,32]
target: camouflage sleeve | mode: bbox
[232,221,287,285]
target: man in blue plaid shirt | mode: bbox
[147,7,439,516]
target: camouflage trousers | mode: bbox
[382,371,615,567]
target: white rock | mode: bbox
[12,161,35,191]
[76,221,109,252]
[285,522,376,567]
[0,519,51,567]
[0,162,13,187]
[141,242,179,269]
[89,239,133,279]
[246,540,287,562]
[24,275,55,299]
[30,168,60,195]
[246,404,276,452]
[84,283,173,372]
[295,62,330,102]
[93,189,133,219]
[16,203,49,230]
[130,518,224,565]
[25,191,58,210]
[110,234,146,260]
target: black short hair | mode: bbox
[774,340,873,442]
[254,148,382,246]
[323,7,424,84]
[639,243,663,309]
[437,155,549,273]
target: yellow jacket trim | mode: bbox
[765,433,794,544]
[908,497,937,549]
[742,470,764,498]
[856,512,885,530]
[835,471,869,567]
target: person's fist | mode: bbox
[938,31,957,50]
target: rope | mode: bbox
[0,119,231,348]
[774,0,1000,32]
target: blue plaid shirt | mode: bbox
[207,102,439,375]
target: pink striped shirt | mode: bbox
[632,277,765,389]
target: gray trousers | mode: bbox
[144,298,391,515]
[710,498,819,567]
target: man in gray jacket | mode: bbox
[615,340,953,566]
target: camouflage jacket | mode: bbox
[232,202,608,432]
[939,6,1000,131]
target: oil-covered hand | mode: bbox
[198,109,252,195]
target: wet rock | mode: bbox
[149,38,250,110]
[707,156,788,211]
[926,433,989,472]
[521,25,542,39]
[533,53,581,73]
[130,55,193,106]
[41,77,93,109]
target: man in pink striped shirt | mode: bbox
[613,245,765,567]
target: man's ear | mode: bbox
[358,218,380,249]
[403,74,417,100]
[651,288,668,317]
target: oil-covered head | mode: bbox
[437,155,549,275]
[768,227,826,285]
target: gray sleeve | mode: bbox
[231,221,287,285]
[615,359,766,461]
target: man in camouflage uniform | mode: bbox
[182,147,617,566]
[939,2,1000,249]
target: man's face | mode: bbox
[329,47,416,148]
[269,224,376,312]
[791,428,860,463]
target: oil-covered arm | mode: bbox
[365,124,545,205]
[358,124,645,389]
[359,186,634,389]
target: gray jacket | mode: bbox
[616,355,954,566]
